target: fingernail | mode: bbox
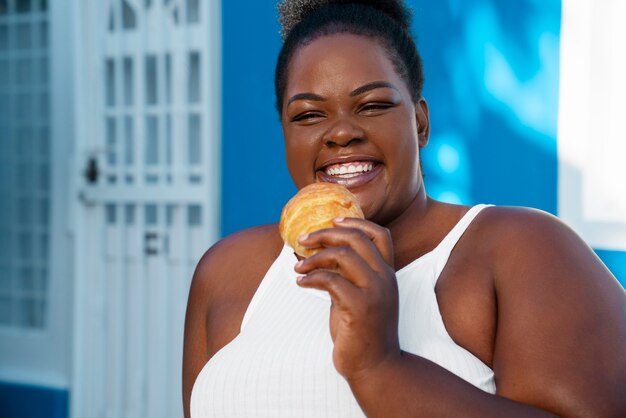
[298,233,309,242]
[296,276,305,283]
[334,217,345,223]
[295,260,303,268]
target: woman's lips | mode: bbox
[316,162,383,188]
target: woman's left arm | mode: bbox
[485,208,626,417]
[295,210,626,418]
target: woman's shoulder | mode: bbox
[203,223,283,265]
[471,204,621,292]
[189,223,284,302]
[476,204,566,233]
[435,203,574,263]
[471,205,584,254]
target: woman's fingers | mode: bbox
[332,218,394,267]
[295,245,383,288]
[298,229,384,273]
[298,218,394,270]
[296,270,361,308]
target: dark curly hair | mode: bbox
[275,0,424,116]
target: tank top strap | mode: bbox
[240,243,297,331]
[431,204,493,285]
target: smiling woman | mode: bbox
[183,1,626,417]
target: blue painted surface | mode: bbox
[0,382,68,418]
[595,249,626,288]
[417,0,561,213]
[221,1,295,235]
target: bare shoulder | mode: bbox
[189,223,283,302]
[474,205,621,289]
[189,224,282,284]
[475,204,586,243]
[474,206,626,417]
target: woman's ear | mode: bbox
[415,98,430,148]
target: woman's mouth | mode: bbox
[324,161,374,178]
[316,160,382,187]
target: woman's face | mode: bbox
[281,33,429,225]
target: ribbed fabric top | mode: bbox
[190,204,495,417]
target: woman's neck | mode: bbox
[385,185,466,269]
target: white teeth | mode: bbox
[325,162,375,177]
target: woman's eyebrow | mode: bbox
[286,81,398,106]
[350,81,400,97]
[287,92,327,106]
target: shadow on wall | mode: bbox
[417,0,561,213]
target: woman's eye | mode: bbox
[360,103,394,113]
[292,112,323,122]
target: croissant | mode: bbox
[279,182,364,257]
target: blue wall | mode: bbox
[594,250,626,288]
[417,1,560,214]
[222,1,293,234]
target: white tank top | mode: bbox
[191,204,495,417]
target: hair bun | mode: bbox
[277,0,412,40]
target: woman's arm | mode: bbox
[490,208,625,416]
[296,209,626,417]
[182,248,213,418]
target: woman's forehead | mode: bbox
[285,33,405,94]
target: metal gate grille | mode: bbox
[72,1,220,417]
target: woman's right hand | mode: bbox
[294,217,402,381]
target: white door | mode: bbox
[71,1,221,417]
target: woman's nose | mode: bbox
[322,118,364,147]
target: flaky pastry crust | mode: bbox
[279,182,364,257]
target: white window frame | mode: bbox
[0,0,73,389]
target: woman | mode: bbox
[183,1,626,417]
